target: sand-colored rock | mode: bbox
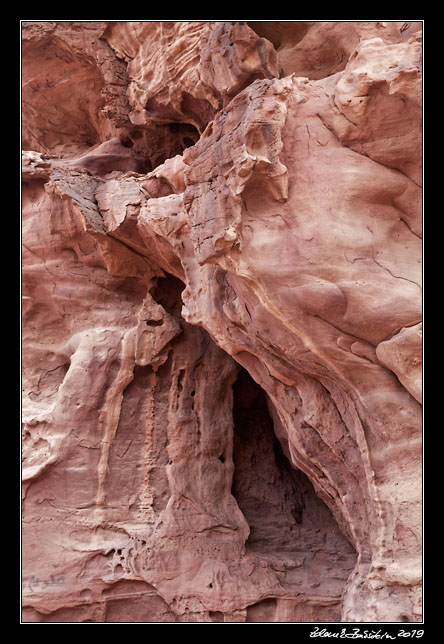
[22,21,422,623]
[103,21,278,132]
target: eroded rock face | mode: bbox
[22,21,422,623]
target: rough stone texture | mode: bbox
[22,21,422,623]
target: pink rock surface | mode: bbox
[22,21,422,623]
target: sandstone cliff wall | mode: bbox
[21,20,422,623]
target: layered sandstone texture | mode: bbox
[22,21,422,623]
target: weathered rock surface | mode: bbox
[22,21,422,623]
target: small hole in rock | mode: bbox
[219,454,225,463]
[150,274,185,316]
[145,319,163,327]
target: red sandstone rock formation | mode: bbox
[21,21,422,623]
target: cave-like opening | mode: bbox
[121,121,201,172]
[149,274,185,317]
[231,367,305,554]
[230,366,356,566]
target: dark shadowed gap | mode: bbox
[149,274,185,316]
[230,367,357,565]
[230,367,305,553]
[117,122,200,173]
